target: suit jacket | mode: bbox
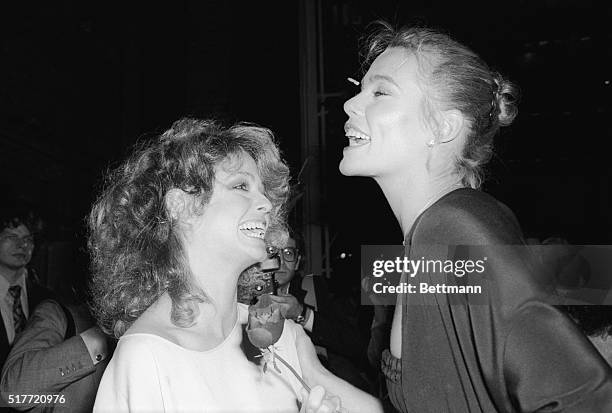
[0,275,54,367]
[0,299,108,412]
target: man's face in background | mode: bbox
[273,237,300,288]
[0,223,34,272]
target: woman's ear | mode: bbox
[438,109,465,144]
[165,188,188,221]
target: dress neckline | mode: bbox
[122,303,244,354]
[403,187,467,246]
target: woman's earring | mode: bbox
[427,139,435,148]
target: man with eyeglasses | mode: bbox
[266,236,315,329]
[267,235,372,393]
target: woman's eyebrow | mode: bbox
[369,74,400,88]
[223,170,254,180]
[361,74,401,91]
[227,171,266,191]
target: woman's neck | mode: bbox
[186,254,245,334]
[191,272,239,338]
[149,259,243,349]
[193,295,238,340]
[141,290,238,352]
[376,173,463,237]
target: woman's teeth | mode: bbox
[345,130,371,146]
[239,222,267,239]
[348,136,371,146]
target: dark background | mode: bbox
[2,1,611,290]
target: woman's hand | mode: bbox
[294,325,327,384]
[300,385,344,413]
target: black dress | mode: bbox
[382,188,612,412]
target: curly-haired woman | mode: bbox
[89,119,340,412]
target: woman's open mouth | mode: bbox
[345,128,371,147]
[239,221,267,240]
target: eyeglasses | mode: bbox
[0,234,35,248]
[266,246,300,263]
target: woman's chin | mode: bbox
[238,233,268,260]
[339,159,356,176]
[339,158,370,177]
[246,244,268,263]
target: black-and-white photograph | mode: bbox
[1,1,611,412]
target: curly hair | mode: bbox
[88,118,290,338]
[0,205,39,234]
[361,22,520,188]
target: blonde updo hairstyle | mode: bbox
[362,22,519,188]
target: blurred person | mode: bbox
[540,236,591,294]
[0,207,54,368]
[0,296,111,412]
[295,22,612,412]
[236,245,284,305]
[89,118,345,412]
[236,262,277,305]
[268,234,373,393]
[562,305,612,365]
[538,238,612,367]
[265,234,308,322]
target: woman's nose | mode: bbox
[256,192,272,213]
[343,93,363,117]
